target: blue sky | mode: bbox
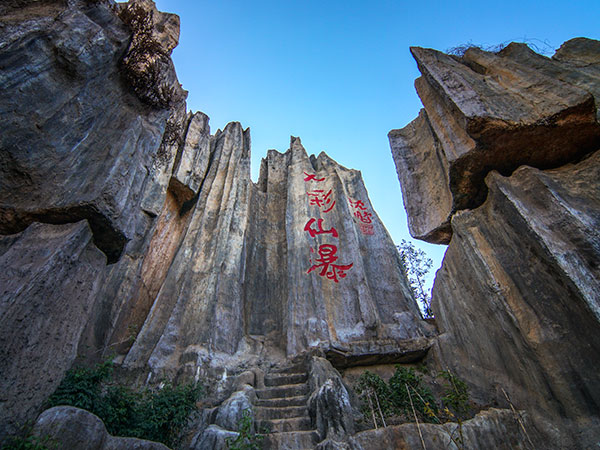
[153,0,599,293]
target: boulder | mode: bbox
[33,406,169,450]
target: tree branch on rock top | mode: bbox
[397,239,433,318]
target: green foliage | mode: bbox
[47,359,113,411]
[439,370,470,419]
[355,370,394,425]
[226,409,264,450]
[354,366,471,429]
[46,360,202,448]
[3,432,57,450]
[388,366,437,421]
[397,239,434,318]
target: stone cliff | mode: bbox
[0,0,426,447]
[1,0,599,448]
[391,38,600,448]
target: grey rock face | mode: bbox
[215,385,257,432]
[390,39,600,244]
[33,406,169,450]
[0,0,180,262]
[0,222,106,441]
[171,111,211,202]
[118,133,425,379]
[191,424,238,450]
[353,408,554,450]
[308,357,356,442]
[432,151,600,423]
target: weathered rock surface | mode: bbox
[33,406,170,450]
[119,133,426,379]
[308,357,356,442]
[0,222,106,441]
[0,0,184,262]
[353,408,557,450]
[432,151,600,429]
[390,38,600,243]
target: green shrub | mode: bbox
[47,359,112,411]
[354,366,470,428]
[2,433,57,450]
[46,360,202,448]
[439,370,470,419]
[388,365,437,421]
[225,409,264,450]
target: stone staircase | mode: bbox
[257,365,319,450]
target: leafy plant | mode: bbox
[397,239,433,318]
[46,360,202,448]
[2,432,57,450]
[47,359,113,411]
[388,366,437,421]
[226,409,264,450]
[439,370,470,419]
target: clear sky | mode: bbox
[153,0,599,293]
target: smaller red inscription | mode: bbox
[359,223,374,235]
[304,218,339,238]
[348,198,367,210]
[353,210,373,224]
[307,244,353,283]
[307,189,336,213]
[304,172,325,182]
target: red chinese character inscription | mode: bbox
[307,189,336,213]
[307,244,353,283]
[304,218,338,238]
[304,172,325,182]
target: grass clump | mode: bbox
[47,360,202,448]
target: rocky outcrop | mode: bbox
[390,38,600,244]
[119,132,426,379]
[0,0,185,263]
[308,357,357,446]
[0,222,105,440]
[432,152,600,429]
[391,38,600,448]
[353,408,557,450]
[33,406,170,450]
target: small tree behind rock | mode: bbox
[397,239,433,318]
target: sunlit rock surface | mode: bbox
[390,38,600,244]
[392,38,600,449]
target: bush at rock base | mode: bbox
[46,360,202,448]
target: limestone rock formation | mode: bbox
[33,406,170,450]
[391,38,600,449]
[390,38,600,243]
[0,0,426,445]
[432,152,600,437]
[0,222,105,440]
[3,0,599,447]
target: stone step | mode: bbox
[257,416,313,433]
[255,395,308,408]
[255,405,308,420]
[262,430,320,450]
[256,383,309,399]
[264,372,308,387]
[272,362,307,374]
